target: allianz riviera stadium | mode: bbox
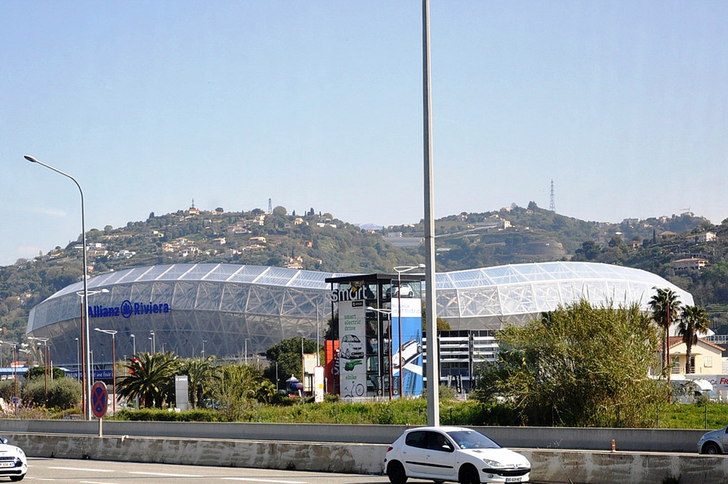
[27,261,692,370]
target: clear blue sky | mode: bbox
[2,1,727,266]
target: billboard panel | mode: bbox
[338,299,367,400]
[391,297,423,397]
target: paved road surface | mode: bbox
[24,457,393,484]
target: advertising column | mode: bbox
[391,297,424,397]
[339,299,367,400]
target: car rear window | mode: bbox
[405,431,428,449]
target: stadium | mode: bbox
[27,261,693,372]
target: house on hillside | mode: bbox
[694,232,717,244]
[671,257,709,272]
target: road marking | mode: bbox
[128,471,203,477]
[221,478,306,484]
[79,481,120,484]
[48,466,114,473]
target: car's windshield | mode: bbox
[447,430,500,449]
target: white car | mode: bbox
[392,339,423,372]
[384,426,530,484]
[0,438,27,481]
[340,334,365,359]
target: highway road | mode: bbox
[24,457,394,484]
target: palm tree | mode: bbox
[116,351,180,408]
[649,288,681,382]
[678,305,711,374]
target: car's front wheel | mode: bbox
[459,464,480,484]
[386,460,408,484]
[702,442,722,454]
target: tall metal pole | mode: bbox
[25,155,92,421]
[75,338,80,380]
[111,333,116,413]
[397,273,403,397]
[421,0,440,427]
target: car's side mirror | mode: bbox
[0,438,7,445]
[442,443,454,452]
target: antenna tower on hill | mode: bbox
[549,180,555,212]
[268,198,272,214]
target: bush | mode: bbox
[22,377,80,410]
[0,380,19,404]
[113,408,222,422]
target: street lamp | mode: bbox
[393,264,425,398]
[130,334,136,356]
[94,328,117,413]
[201,340,206,358]
[149,331,156,354]
[421,0,440,426]
[26,154,94,420]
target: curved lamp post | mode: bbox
[25,155,93,420]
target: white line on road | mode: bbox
[79,481,120,484]
[128,471,203,477]
[220,478,306,484]
[48,466,115,473]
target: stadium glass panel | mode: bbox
[533,283,563,312]
[498,285,538,315]
[195,282,224,311]
[172,281,198,310]
[138,264,176,281]
[227,265,269,284]
[203,264,243,281]
[458,287,502,317]
[220,284,250,313]
[131,280,153,302]
[157,264,192,280]
[436,290,460,318]
[487,266,528,285]
[151,281,175,302]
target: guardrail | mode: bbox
[0,420,709,453]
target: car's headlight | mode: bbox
[482,459,505,468]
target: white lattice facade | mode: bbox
[27,261,692,368]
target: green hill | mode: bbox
[2,202,726,344]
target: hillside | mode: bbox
[1,202,725,345]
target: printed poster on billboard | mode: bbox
[391,297,423,397]
[339,299,367,400]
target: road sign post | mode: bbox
[91,381,108,437]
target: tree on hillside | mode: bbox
[649,288,681,382]
[678,305,711,374]
[472,300,666,427]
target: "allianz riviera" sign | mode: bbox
[88,300,171,319]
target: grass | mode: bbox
[655,402,728,430]
[108,398,728,430]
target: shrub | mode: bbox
[22,377,80,410]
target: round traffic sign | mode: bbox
[91,381,108,418]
